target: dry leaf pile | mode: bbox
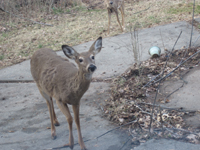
[103,47,200,145]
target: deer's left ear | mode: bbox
[89,37,102,55]
[62,45,78,60]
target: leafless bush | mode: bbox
[130,26,140,65]
[129,23,142,73]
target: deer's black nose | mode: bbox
[109,1,113,5]
[88,64,97,72]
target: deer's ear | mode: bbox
[89,37,102,55]
[62,45,78,60]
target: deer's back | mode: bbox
[30,48,78,98]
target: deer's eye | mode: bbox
[91,56,95,60]
[79,58,83,62]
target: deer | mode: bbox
[105,0,125,34]
[30,37,102,150]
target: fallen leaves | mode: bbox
[103,47,200,145]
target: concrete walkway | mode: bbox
[0,20,200,150]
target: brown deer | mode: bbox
[30,37,102,150]
[105,0,125,34]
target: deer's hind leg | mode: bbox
[56,99,74,149]
[40,91,57,139]
[51,98,60,126]
[119,6,125,29]
[107,8,112,34]
[114,9,123,32]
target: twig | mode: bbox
[128,126,134,138]
[0,7,53,27]
[189,0,195,48]
[135,104,152,115]
[119,137,131,150]
[136,119,143,132]
[0,80,34,83]
[45,143,78,150]
[132,104,164,126]
[96,120,137,139]
[142,73,161,88]
[133,5,151,15]
[94,100,104,112]
[159,29,166,50]
[143,33,185,88]
[155,125,198,136]
[193,35,200,46]
[144,48,199,87]
[164,80,184,102]
[138,102,197,113]
[154,127,178,135]
[164,122,197,135]
[178,48,188,68]
[49,0,55,12]
[154,49,200,84]
[149,31,183,133]
[46,120,137,150]
[178,0,195,78]
[0,7,4,12]
[159,106,164,134]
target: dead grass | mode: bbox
[0,0,200,69]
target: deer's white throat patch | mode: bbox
[85,73,93,80]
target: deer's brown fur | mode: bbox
[30,37,102,150]
[105,0,125,34]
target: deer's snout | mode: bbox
[88,64,97,72]
[109,1,113,5]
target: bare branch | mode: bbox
[149,31,183,134]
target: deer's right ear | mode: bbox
[91,37,102,55]
[62,45,78,59]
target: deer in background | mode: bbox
[30,37,102,150]
[105,0,125,34]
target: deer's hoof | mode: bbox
[51,135,57,140]
[54,121,60,126]
[51,132,57,140]
[80,144,87,150]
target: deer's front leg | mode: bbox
[107,8,111,34]
[72,104,87,150]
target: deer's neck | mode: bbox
[73,70,92,91]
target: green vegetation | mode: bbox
[52,7,64,14]
[38,44,43,49]
[167,3,200,14]
[2,32,8,38]
[0,55,4,60]
[148,16,161,24]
